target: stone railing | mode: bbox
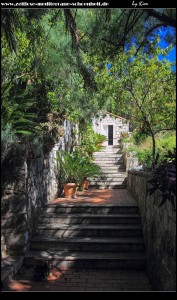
[128,170,176,291]
[123,152,139,171]
[120,141,139,171]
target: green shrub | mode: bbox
[132,130,148,145]
[156,131,176,156]
[136,149,153,169]
[120,132,129,138]
[124,130,176,170]
[78,125,107,158]
[148,149,176,210]
[120,132,132,143]
[120,137,131,143]
[125,145,153,169]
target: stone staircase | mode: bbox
[89,145,127,189]
[22,201,146,271]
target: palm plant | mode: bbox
[79,159,102,190]
[56,150,102,196]
[78,157,102,180]
[56,150,84,184]
[56,150,86,198]
[56,150,101,185]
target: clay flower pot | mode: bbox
[81,180,89,190]
[63,183,78,199]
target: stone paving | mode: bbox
[2,189,153,292]
[6,267,152,292]
[50,189,137,205]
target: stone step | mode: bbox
[95,164,125,168]
[99,171,126,174]
[105,146,121,148]
[94,156,123,161]
[40,213,141,225]
[89,182,127,187]
[23,251,146,270]
[94,148,122,151]
[98,170,126,173]
[94,161,124,165]
[94,152,122,156]
[95,146,121,150]
[100,165,126,170]
[94,154,123,157]
[96,170,126,174]
[89,183,127,187]
[94,157,124,160]
[95,163,125,167]
[91,173,127,179]
[89,178,127,183]
[98,155,123,158]
[1,256,24,289]
[99,170,126,175]
[89,184,127,189]
[45,204,139,214]
[99,169,126,173]
[35,224,142,237]
[96,152,122,156]
[30,237,145,252]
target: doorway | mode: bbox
[108,125,113,145]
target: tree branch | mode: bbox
[122,10,134,50]
[140,76,159,109]
[155,127,176,134]
[135,23,166,56]
[119,10,144,50]
[143,9,176,28]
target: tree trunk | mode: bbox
[142,122,156,167]
[149,128,156,168]
[144,120,156,167]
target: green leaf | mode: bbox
[16,130,33,135]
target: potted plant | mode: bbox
[78,157,102,190]
[95,133,107,148]
[56,151,85,198]
[56,151,102,196]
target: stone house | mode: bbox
[92,112,130,146]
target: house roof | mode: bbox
[94,111,129,122]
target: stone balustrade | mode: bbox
[128,170,176,291]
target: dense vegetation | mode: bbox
[121,131,176,170]
[1,8,176,166]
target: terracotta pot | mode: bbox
[64,183,78,199]
[81,180,89,190]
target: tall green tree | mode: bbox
[92,45,176,162]
[1,8,176,154]
[64,8,176,59]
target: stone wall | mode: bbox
[121,148,139,172]
[1,119,75,257]
[26,149,59,239]
[120,141,139,171]
[123,154,139,171]
[128,170,176,291]
[1,154,29,256]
